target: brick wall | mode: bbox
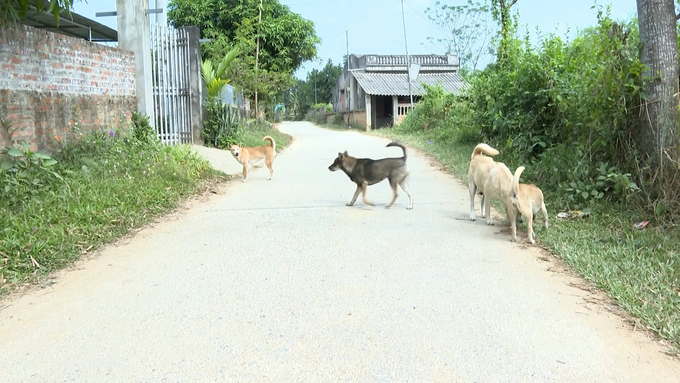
[0,23,136,151]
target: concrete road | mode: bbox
[1,121,679,382]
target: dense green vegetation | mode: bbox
[168,0,320,116]
[0,114,220,294]
[322,3,680,352]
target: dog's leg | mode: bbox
[266,157,273,180]
[485,198,493,225]
[524,206,535,244]
[385,177,399,209]
[347,185,361,206]
[510,207,518,241]
[399,174,414,210]
[481,194,487,218]
[242,162,248,182]
[541,201,549,229]
[469,178,477,220]
[361,181,374,206]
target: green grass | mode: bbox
[0,131,223,295]
[323,123,680,353]
[240,120,293,150]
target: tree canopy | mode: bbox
[294,59,342,114]
[168,0,320,107]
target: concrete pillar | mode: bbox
[182,26,203,144]
[116,0,155,125]
[392,95,398,126]
[365,93,372,132]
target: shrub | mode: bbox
[131,111,158,144]
[395,7,657,211]
[202,100,243,148]
[332,112,344,125]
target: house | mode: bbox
[332,54,467,130]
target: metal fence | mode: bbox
[150,26,192,145]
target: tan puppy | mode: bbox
[229,136,277,182]
[482,162,520,241]
[511,166,549,244]
[468,143,500,221]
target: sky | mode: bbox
[74,0,639,80]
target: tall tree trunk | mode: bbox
[636,0,679,163]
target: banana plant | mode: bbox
[202,46,241,100]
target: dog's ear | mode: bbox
[338,152,343,159]
[344,150,348,156]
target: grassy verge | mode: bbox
[322,123,680,353]
[0,131,223,296]
[241,120,293,150]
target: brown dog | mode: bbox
[468,143,500,221]
[511,166,549,244]
[482,161,517,236]
[328,142,414,210]
[229,136,276,182]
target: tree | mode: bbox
[490,0,518,63]
[636,0,679,164]
[294,59,342,113]
[1,0,76,26]
[425,0,496,72]
[168,0,320,109]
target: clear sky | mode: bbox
[74,0,638,80]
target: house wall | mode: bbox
[332,54,366,113]
[0,23,136,151]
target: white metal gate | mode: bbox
[150,26,192,145]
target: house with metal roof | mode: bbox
[332,53,468,130]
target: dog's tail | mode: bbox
[263,136,276,151]
[512,165,525,197]
[386,141,407,161]
[471,143,499,159]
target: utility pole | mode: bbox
[400,0,414,119]
[254,0,263,120]
[314,71,317,104]
[346,29,350,126]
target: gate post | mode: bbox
[182,26,204,145]
[116,0,156,125]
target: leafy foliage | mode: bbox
[202,101,243,148]
[304,103,332,125]
[425,0,496,72]
[0,0,76,26]
[201,46,240,100]
[168,0,320,108]
[131,112,158,144]
[291,59,343,116]
[0,125,216,291]
[399,6,664,213]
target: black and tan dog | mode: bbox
[328,142,414,210]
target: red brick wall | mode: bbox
[0,23,136,151]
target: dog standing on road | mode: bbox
[511,166,549,244]
[468,143,500,221]
[229,136,277,182]
[328,141,414,210]
[481,161,518,233]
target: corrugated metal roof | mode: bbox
[351,71,468,96]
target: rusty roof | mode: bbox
[351,71,468,96]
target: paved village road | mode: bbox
[1,121,679,382]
